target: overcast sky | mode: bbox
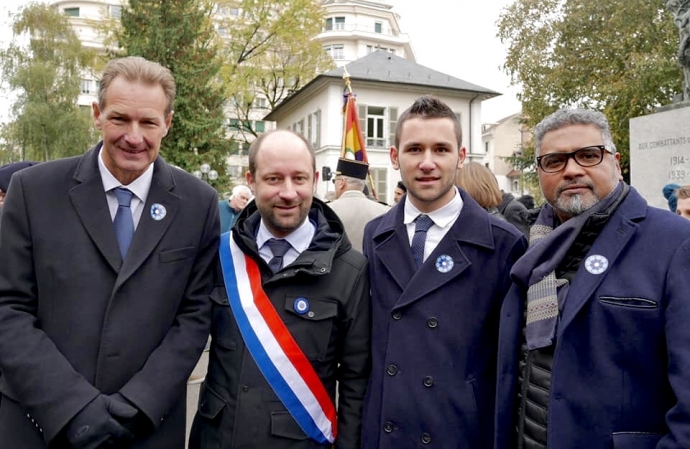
[391,0,521,123]
[0,0,522,124]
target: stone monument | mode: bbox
[666,0,690,100]
[628,2,690,209]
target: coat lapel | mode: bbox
[371,205,416,291]
[558,191,646,333]
[115,158,179,288]
[395,193,494,308]
[69,145,122,273]
[372,191,496,308]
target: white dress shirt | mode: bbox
[256,217,316,268]
[98,149,154,229]
[404,188,464,263]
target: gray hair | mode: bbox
[534,108,616,156]
[230,184,251,199]
[341,175,366,190]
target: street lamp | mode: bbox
[191,147,219,183]
[193,162,219,183]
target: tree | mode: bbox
[114,0,231,190]
[215,0,334,144]
[0,2,98,163]
[497,0,683,181]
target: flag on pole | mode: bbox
[341,93,368,162]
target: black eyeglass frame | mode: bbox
[536,145,613,173]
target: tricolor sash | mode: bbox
[218,232,337,444]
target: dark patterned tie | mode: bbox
[411,214,434,269]
[266,238,292,273]
[113,187,135,259]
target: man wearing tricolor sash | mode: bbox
[189,130,371,449]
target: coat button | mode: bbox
[427,318,438,328]
[423,376,434,387]
[386,364,398,376]
[383,422,394,433]
[392,311,402,320]
[242,385,249,392]
[421,432,432,444]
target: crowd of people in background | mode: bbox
[1,55,690,449]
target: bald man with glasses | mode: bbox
[495,108,690,449]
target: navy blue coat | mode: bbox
[495,188,690,449]
[362,190,526,449]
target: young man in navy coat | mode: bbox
[361,95,526,448]
[495,109,690,449]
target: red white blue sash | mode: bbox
[219,232,337,444]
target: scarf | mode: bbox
[511,181,629,350]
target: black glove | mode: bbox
[108,393,154,439]
[64,394,137,449]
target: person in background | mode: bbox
[0,161,40,236]
[495,108,690,449]
[0,56,218,449]
[455,161,505,218]
[219,184,252,233]
[327,157,389,252]
[189,129,370,449]
[663,182,680,213]
[362,95,526,449]
[393,180,406,204]
[675,185,690,219]
[498,189,532,237]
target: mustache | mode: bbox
[556,180,594,196]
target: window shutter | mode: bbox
[388,106,398,148]
[358,104,367,140]
[315,110,321,148]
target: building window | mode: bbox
[80,79,94,94]
[323,44,344,60]
[325,17,344,31]
[366,45,373,54]
[64,7,79,17]
[485,141,489,153]
[253,97,268,109]
[109,5,122,19]
[374,22,382,33]
[228,119,240,130]
[255,121,265,132]
[369,167,387,202]
[366,106,385,148]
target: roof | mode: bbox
[326,51,499,94]
[266,50,500,121]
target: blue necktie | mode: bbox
[113,187,135,259]
[266,238,292,273]
[411,214,434,269]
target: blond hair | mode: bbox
[98,56,176,116]
[455,162,502,210]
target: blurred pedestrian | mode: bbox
[219,184,252,233]
[0,161,39,235]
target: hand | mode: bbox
[107,393,154,439]
[64,394,137,449]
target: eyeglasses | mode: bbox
[536,145,612,173]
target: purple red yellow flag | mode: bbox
[342,93,368,162]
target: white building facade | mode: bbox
[266,51,498,204]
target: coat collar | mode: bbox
[70,143,179,284]
[370,189,497,307]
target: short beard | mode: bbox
[554,192,600,218]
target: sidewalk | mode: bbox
[185,346,209,447]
